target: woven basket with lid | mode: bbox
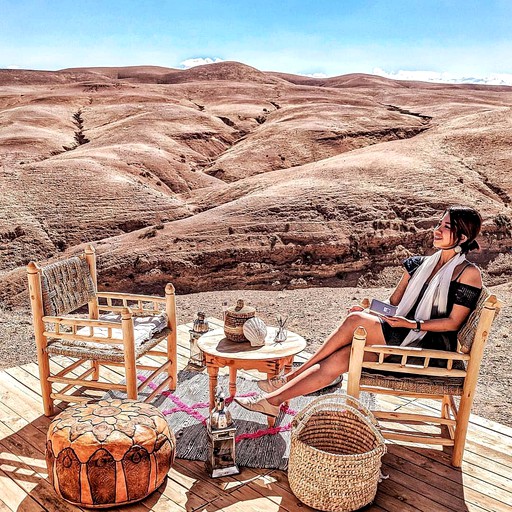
[288,394,386,512]
[223,299,255,342]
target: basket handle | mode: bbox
[291,394,383,444]
[292,401,385,449]
[292,393,375,429]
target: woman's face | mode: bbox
[433,212,456,249]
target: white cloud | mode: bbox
[302,72,328,78]
[373,67,512,86]
[178,57,224,69]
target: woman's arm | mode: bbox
[384,305,472,332]
[388,271,410,306]
[384,265,483,332]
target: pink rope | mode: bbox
[236,423,292,441]
[137,374,299,436]
[137,375,208,423]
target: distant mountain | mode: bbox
[1,61,511,306]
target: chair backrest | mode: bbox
[40,256,96,316]
[457,286,500,354]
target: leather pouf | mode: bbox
[46,399,175,508]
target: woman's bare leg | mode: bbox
[281,312,385,382]
[266,327,385,406]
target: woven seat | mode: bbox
[47,327,172,362]
[360,369,464,396]
[28,245,178,416]
[347,287,501,467]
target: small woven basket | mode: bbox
[288,394,386,512]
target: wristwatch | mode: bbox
[413,320,424,332]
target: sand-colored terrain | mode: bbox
[0,61,510,423]
[1,62,511,303]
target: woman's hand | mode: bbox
[348,305,365,313]
[382,315,417,329]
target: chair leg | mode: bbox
[39,358,55,416]
[167,336,177,391]
[125,366,138,400]
[165,283,178,391]
[91,361,100,380]
[452,395,472,467]
[441,396,451,419]
[122,309,138,400]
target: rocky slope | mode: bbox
[0,62,511,306]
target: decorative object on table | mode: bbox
[205,387,239,478]
[288,394,386,512]
[223,298,256,342]
[189,311,209,367]
[243,317,268,347]
[274,315,288,343]
[46,399,176,509]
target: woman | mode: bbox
[235,205,483,418]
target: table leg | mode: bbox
[283,355,294,375]
[229,367,237,399]
[206,365,219,411]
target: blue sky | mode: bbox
[1,0,512,83]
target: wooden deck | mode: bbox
[1,319,511,512]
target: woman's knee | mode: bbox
[344,312,366,329]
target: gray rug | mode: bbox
[105,369,373,471]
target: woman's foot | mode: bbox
[234,395,280,418]
[257,375,287,393]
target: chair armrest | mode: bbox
[96,291,167,314]
[96,291,166,303]
[43,316,122,329]
[362,344,468,377]
[347,326,469,398]
[362,345,470,363]
[42,315,131,346]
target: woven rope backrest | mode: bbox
[40,256,96,316]
[457,286,495,354]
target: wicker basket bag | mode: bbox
[288,394,386,512]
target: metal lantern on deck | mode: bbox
[205,387,239,478]
[189,311,209,367]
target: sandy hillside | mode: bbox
[0,62,511,424]
[1,62,511,305]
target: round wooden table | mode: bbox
[197,327,307,426]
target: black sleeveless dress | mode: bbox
[380,256,481,366]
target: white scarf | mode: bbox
[397,250,466,347]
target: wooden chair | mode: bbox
[347,288,501,467]
[27,245,178,416]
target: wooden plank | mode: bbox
[0,437,87,512]
[224,468,318,512]
[0,498,13,512]
[377,463,469,512]
[141,487,187,512]
[388,397,512,467]
[0,466,46,512]
[2,320,512,512]
[383,449,510,512]
[390,443,512,496]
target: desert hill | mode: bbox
[0,63,511,305]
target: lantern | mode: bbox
[189,312,209,367]
[205,388,239,478]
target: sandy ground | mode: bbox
[0,283,510,426]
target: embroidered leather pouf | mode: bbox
[46,399,175,508]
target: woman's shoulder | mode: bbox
[456,262,482,288]
[403,255,427,275]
